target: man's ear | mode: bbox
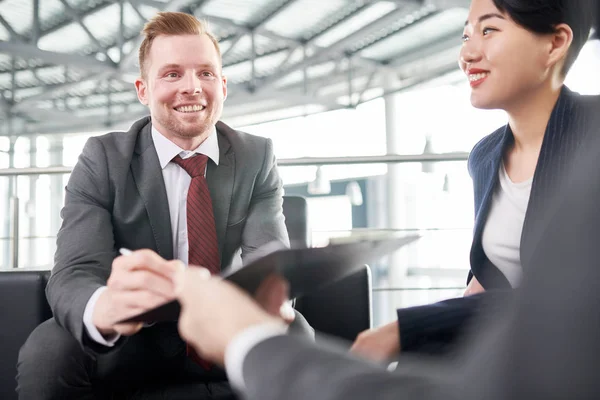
[135,78,148,105]
[221,74,227,102]
[546,23,574,70]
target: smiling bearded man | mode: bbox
[16,11,313,400]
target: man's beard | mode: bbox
[157,106,219,138]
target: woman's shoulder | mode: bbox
[467,125,506,176]
[578,93,600,111]
[564,87,600,113]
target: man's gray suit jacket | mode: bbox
[47,116,289,349]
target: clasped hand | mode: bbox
[92,249,292,340]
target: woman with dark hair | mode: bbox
[462,0,597,294]
[351,0,599,361]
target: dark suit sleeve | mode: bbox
[238,93,600,400]
[46,137,118,350]
[239,138,290,262]
[242,335,454,400]
[398,290,511,356]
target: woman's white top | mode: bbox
[481,163,532,287]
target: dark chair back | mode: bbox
[282,195,373,343]
[282,195,310,248]
[294,265,372,343]
[0,270,51,400]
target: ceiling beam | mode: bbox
[58,0,109,58]
[221,33,245,59]
[127,0,147,23]
[202,13,382,70]
[424,0,470,8]
[32,0,40,44]
[0,41,118,74]
[348,10,439,56]
[322,29,461,91]
[254,3,424,92]
[387,31,462,67]
[0,93,11,117]
[304,1,374,44]
[0,23,140,74]
[200,14,298,47]
[12,71,114,111]
[130,0,171,7]
[0,15,28,43]
[253,0,466,92]
[251,0,297,30]
[35,1,115,41]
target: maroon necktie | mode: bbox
[172,154,220,368]
[172,154,220,274]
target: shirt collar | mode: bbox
[152,125,220,169]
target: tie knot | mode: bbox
[172,154,209,178]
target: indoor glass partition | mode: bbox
[0,168,70,270]
[0,157,474,326]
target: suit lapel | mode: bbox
[520,88,588,267]
[474,125,513,247]
[130,122,174,260]
[470,126,513,287]
[207,129,234,257]
[472,130,509,241]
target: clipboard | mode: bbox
[122,234,420,323]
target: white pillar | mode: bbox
[27,137,38,267]
[383,73,419,321]
[48,136,64,235]
[3,137,17,268]
[48,135,64,264]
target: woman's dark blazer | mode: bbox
[397,86,600,354]
[467,86,600,289]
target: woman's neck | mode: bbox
[506,83,563,152]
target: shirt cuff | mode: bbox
[224,322,288,391]
[83,286,121,347]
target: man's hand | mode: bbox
[464,276,485,297]
[254,274,295,323]
[175,268,285,365]
[350,321,400,362]
[92,249,183,337]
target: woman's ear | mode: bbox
[546,23,574,71]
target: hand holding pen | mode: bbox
[90,248,184,337]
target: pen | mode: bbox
[119,247,190,278]
[119,248,133,256]
[118,247,159,327]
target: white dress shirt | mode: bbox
[82,126,219,346]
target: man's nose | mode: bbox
[181,74,202,95]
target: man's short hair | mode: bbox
[138,11,221,78]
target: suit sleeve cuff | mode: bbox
[224,322,288,392]
[83,286,121,347]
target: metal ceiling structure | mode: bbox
[0,0,470,136]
